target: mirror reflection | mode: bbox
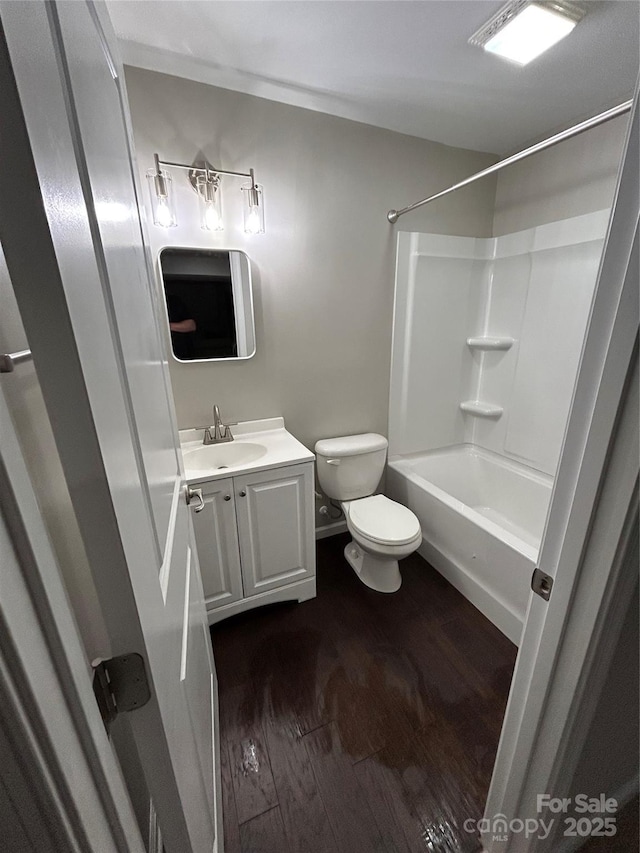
[160,248,255,362]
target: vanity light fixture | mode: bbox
[148,153,265,234]
[469,0,584,66]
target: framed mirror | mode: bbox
[159,247,256,362]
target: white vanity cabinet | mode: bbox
[186,425,316,625]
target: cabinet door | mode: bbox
[191,477,243,610]
[235,463,315,596]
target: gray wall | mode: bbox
[493,115,628,235]
[124,67,497,458]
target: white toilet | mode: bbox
[314,433,422,593]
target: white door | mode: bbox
[236,463,315,595]
[192,477,244,609]
[0,3,218,851]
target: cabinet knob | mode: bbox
[224,494,231,501]
[239,490,247,497]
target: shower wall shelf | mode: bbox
[460,401,504,419]
[466,337,514,351]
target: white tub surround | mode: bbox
[389,210,608,642]
[388,446,552,644]
[180,418,316,624]
[390,209,609,475]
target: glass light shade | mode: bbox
[242,182,265,235]
[484,3,576,66]
[196,174,223,231]
[146,168,177,227]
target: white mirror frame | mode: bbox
[157,246,256,363]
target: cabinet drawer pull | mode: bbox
[185,485,205,513]
[239,490,247,497]
[224,494,231,501]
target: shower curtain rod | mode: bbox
[387,99,633,224]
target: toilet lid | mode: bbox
[348,495,421,547]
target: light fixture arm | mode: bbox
[152,152,169,199]
[246,168,259,207]
[155,154,256,184]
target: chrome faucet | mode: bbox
[203,405,234,445]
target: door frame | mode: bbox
[482,91,639,851]
[0,384,144,853]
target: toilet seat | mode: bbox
[347,494,421,547]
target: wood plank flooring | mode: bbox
[211,533,517,853]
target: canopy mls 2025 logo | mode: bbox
[464,793,619,842]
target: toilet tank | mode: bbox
[314,433,388,500]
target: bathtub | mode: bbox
[386,444,553,645]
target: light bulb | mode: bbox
[147,166,177,227]
[204,203,222,231]
[245,207,261,235]
[197,174,223,231]
[156,199,174,228]
[242,181,265,234]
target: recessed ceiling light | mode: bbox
[469,1,584,66]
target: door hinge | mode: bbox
[531,568,554,601]
[92,653,151,732]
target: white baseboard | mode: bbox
[315,520,348,539]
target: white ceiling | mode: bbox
[108,0,639,154]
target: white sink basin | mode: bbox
[180,418,315,483]
[183,442,267,472]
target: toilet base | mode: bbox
[344,540,402,593]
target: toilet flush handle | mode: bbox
[326,458,341,466]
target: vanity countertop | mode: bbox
[180,417,314,484]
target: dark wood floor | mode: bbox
[210,533,517,853]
